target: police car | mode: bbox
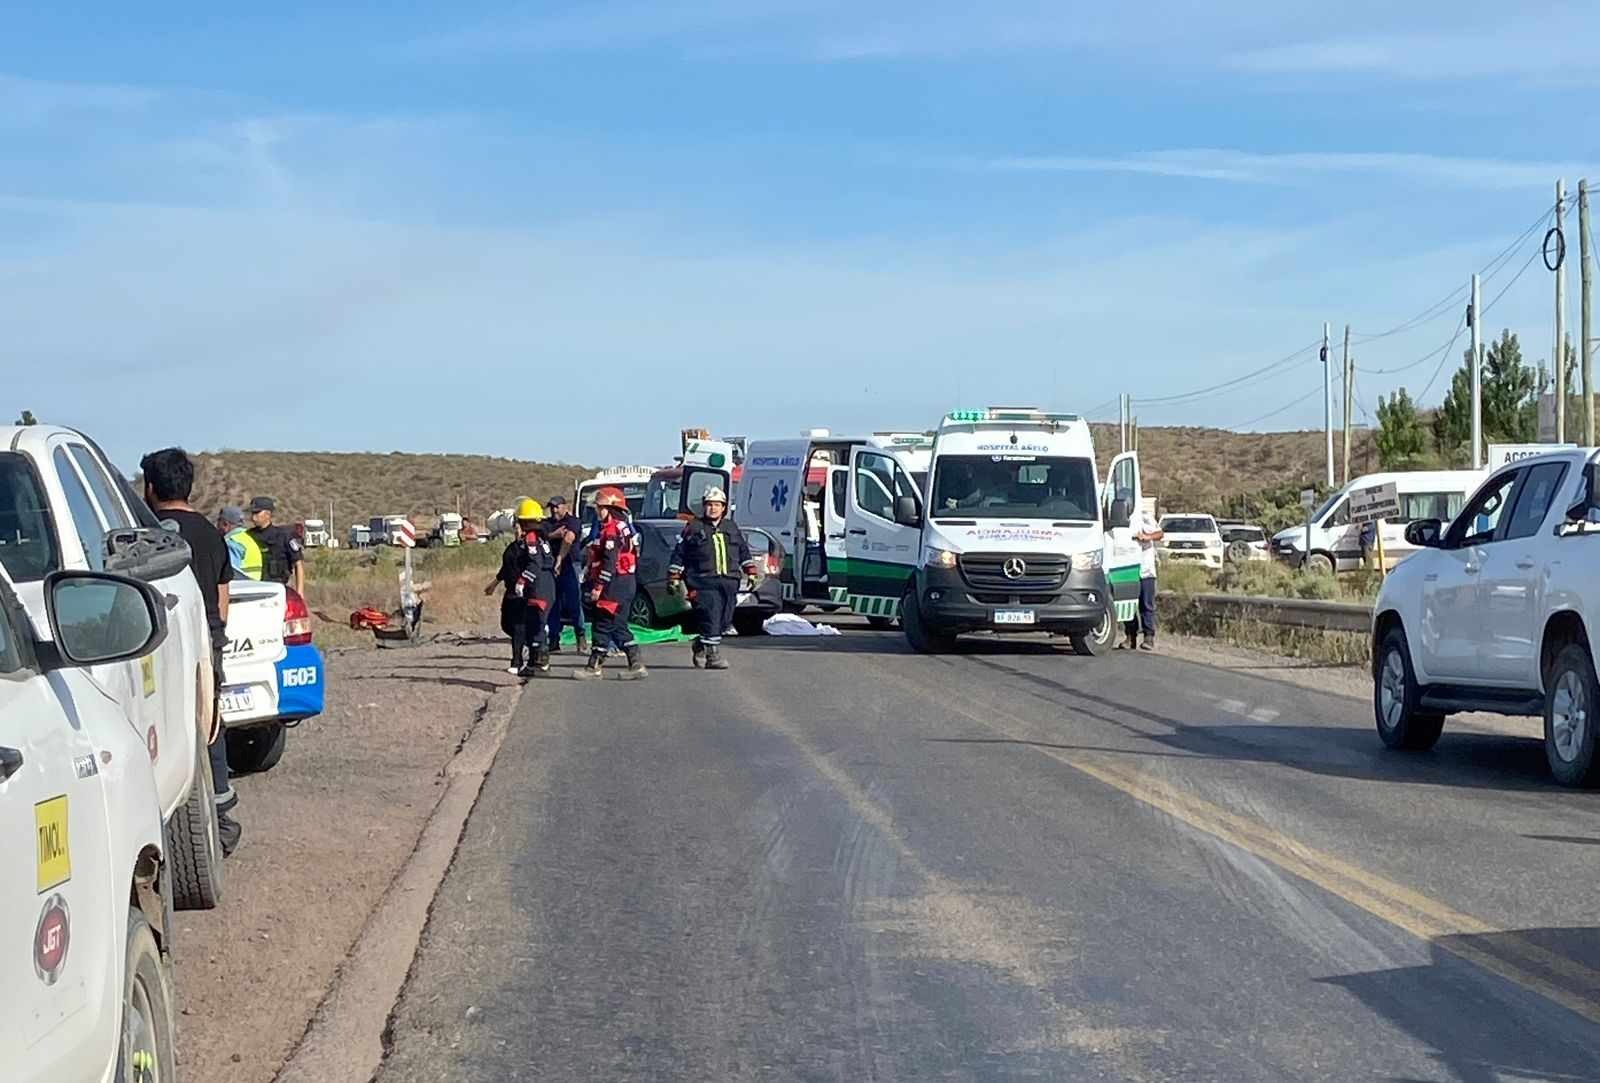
[218,578,324,774]
[0,565,180,1081]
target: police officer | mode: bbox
[669,486,758,671]
[485,499,556,675]
[246,496,305,597]
[542,494,589,655]
[574,486,648,681]
[218,504,263,580]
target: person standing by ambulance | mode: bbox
[1120,492,1163,651]
[668,486,758,671]
[542,494,589,655]
[574,486,648,680]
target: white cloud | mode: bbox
[978,149,1597,191]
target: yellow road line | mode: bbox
[865,657,1600,1026]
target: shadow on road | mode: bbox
[1319,927,1600,1083]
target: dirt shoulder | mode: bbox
[173,630,521,1083]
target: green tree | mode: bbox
[15,410,36,425]
[1375,388,1427,468]
[1432,330,1537,465]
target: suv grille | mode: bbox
[959,553,1069,593]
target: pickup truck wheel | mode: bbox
[902,586,956,655]
[165,740,224,910]
[1374,628,1444,750]
[1069,604,1117,657]
[226,722,287,775]
[1303,551,1335,577]
[1545,644,1600,787]
[116,908,177,1083]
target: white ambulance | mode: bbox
[889,407,1142,654]
[734,430,933,625]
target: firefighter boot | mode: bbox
[572,649,606,680]
[576,629,590,654]
[691,639,706,668]
[534,646,552,674]
[620,644,649,680]
[705,644,730,671]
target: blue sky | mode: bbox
[5,1,1598,469]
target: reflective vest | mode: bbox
[226,527,263,581]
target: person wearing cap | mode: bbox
[218,504,264,580]
[542,494,589,655]
[668,485,757,671]
[247,496,305,597]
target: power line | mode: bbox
[1415,318,1471,402]
[1135,340,1322,408]
[1481,244,1544,316]
[1081,395,1121,420]
[1357,315,1466,375]
[1227,382,1325,431]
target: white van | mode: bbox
[804,407,1140,653]
[734,431,932,623]
[1270,469,1484,573]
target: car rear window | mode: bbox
[0,454,60,582]
[1221,526,1264,543]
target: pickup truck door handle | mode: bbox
[1463,564,1479,575]
[0,746,22,782]
[1424,573,1439,582]
[1516,559,1537,570]
[848,529,867,536]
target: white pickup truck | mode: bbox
[1,424,224,910]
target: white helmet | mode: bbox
[702,486,728,505]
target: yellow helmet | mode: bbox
[515,497,544,521]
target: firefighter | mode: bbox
[574,486,648,680]
[668,485,758,671]
[485,498,555,675]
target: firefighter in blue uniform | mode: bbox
[668,486,758,671]
[574,486,648,680]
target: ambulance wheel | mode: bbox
[227,722,286,775]
[1069,605,1117,656]
[117,908,177,1083]
[902,586,955,654]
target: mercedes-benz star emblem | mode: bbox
[1002,557,1027,580]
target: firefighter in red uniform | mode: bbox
[575,486,648,680]
[669,486,758,671]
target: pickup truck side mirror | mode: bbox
[1403,518,1443,548]
[1107,498,1131,529]
[893,495,921,528]
[40,570,168,670]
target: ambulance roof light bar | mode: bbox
[943,407,1082,424]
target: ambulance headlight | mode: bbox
[926,547,958,569]
[1071,550,1103,571]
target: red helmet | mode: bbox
[593,486,628,510]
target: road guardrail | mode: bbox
[1182,593,1373,634]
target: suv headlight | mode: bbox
[926,547,958,569]
[1071,550,1102,571]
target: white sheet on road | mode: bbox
[762,613,842,636]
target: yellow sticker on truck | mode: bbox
[141,655,156,697]
[35,796,70,893]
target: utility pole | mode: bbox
[1118,394,1127,452]
[1581,178,1594,445]
[1322,322,1334,486]
[1557,178,1569,443]
[1470,274,1483,469]
[1341,323,1353,483]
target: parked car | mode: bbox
[219,579,325,774]
[1218,521,1270,563]
[1272,469,1481,574]
[1157,513,1224,569]
[628,520,784,636]
[0,565,179,1082]
[1370,448,1600,786]
[0,424,223,910]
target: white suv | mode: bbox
[0,566,178,1081]
[1371,448,1600,786]
[1157,513,1224,568]
[1,425,224,908]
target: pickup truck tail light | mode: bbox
[765,552,782,576]
[284,588,313,645]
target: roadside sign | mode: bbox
[1300,488,1316,511]
[1349,482,1401,526]
[396,520,416,548]
[1487,442,1575,470]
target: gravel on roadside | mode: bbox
[172,631,522,1083]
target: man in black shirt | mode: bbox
[141,447,242,855]
[247,496,304,597]
[542,495,589,654]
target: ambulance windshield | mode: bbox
[930,455,1097,522]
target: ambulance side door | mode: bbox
[1102,452,1143,621]
[737,441,809,553]
[845,448,921,613]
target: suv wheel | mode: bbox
[1545,644,1600,787]
[1374,627,1445,750]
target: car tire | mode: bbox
[1374,626,1445,751]
[902,585,955,654]
[1304,551,1335,576]
[629,590,657,629]
[116,908,177,1083]
[166,739,224,910]
[1069,604,1117,657]
[226,721,287,775]
[1544,643,1600,787]
[733,610,767,637]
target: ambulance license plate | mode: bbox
[220,686,255,714]
[994,609,1035,625]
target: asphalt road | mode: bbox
[377,621,1600,1081]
